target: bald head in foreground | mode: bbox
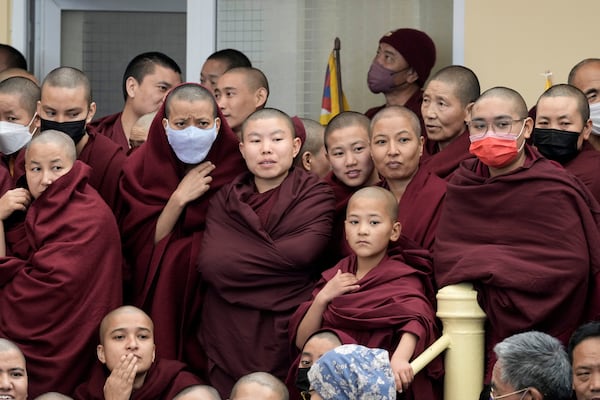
[173,384,222,400]
[230,372,289,400]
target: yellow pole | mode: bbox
[436,283,487,400]
[0,0,11,44]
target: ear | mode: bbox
[255,87,268,108]
[152,345,156,363]
[97,344,106,364]
[126,76,138,99]
[162,118,168,130]
[301,151,312,172]
[582,118,593,141]
[35,100,42,129]
[527,387,543,400]
[239,141,246,160]
[405,67,419,84]
[291,136,302,158]
[86,102,97,124]
[214,117,221,133]
[523,117,534,140]
[390,221,401,242]
[418,135,424,157]
[464,102,475,122]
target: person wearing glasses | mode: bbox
[491,331,571,400]
[434,86,600,382]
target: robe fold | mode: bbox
[421,129,474,180]
[0,161,123,397]
[198,167,335,396]
[88,111,130,150]
[289,254,443,400]
[434,145,600,379]
[73,357,201,399]
[382,167,446,251]
[564,140,600,203]
[119,88,246,374]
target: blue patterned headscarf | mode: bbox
[307,344,396,400]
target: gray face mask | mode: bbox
[0,114,35,154]
[165,120,218,164]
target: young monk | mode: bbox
[173,385,222,400]
[36,66,126,211]
[420,65,480,179]
[0,338,27,400]
[370,105,446,251]
[73,306,201,400]
[119,83,247,373]
[292,117,330,178]
[290,186,441,400]
[88,51,182,150]
[323,111,380,263]
[0,130,122,397]
[0,76,39,182]
[197,108,335,396]
[229,372,289,400]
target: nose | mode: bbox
[358,221,369,235]
[41,169,53,186]
[423,102,436,119]
[126,334,139,351]
[590,371,600,391]
[0,372,10,390]
[260,140,272,154]
[344,152,357,167]
[387,140,399,156]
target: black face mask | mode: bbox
[40,118,87,144]
[532,128,580,164]
[296,367,310,394]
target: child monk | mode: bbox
[290,187,442,400]
[197,108,335,397]
[322,111,380,264]
[0,130,122,397]
[74,306,201,400]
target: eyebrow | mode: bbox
[109,327,152,334]
[157,81,173,87]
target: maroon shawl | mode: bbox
[73,357,201,399]
[198,167,335,396]
[434,145,600,379]
[119,83,247,371]
[365,89,424,121]
[382,167,446,251]
[88,111,129,150]
[421,129,474,180]
[0,161,123,397]
[289,254,443,400]
[565,140,600,204]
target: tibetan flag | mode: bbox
[320,50,349,125]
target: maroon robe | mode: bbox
[0,158,13,196]
[365,89,424,121]
[421,129,474,180]
[13,131,126,212]
[198,167,335,397]
[434,145,600,380]
[382,167,446,251]
[289,254,443,400]
[0,161,123,397]
[88,111,130,150]
[73,357,201,399]
[564,140,600,203]
[119,84,247,374]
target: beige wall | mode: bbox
[464,0,600,108]
[0,0,10,44]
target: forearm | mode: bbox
[392,332,418,363]
[154,194,185,244]
[0,221,6,257]
[295,297,329,349]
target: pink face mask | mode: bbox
[367,62,409,94]
[469,126,526,169]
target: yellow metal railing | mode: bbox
[410,283,486,400]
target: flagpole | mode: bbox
[334,37,343,114]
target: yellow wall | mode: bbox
[463,0,600,108]
[0,0,10,44]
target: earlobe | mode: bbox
[523,117,534,140]
[255,88,268,108]
[582,118,593,140]
[406,68,419,84]
[301,151,311,171]
[215,117,221,132]
[86,102,97,124]
[390,221,402,242]
[292,137,302,158]
[126,76,138,99]
[162,118,168,130]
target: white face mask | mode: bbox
[589,102,600,136]
[165,120,218,164]
[0,114,36,155]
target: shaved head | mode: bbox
[370,105,421,138]
[0,76,41,116]
[0,68,38,84]
[98,306,154,344]
[568,58,600,85]
[165,83,217,119]
[33,393,74,400]
[475,86,529,119]
[297,118,324,157]
[241,107,295,140]
[348,186,398,222]
[537,83,590,123]
[324,111,370,151]
[0,338,25,360]
[230,372,288,400]
[42,66,92,104]
[26,130,77,164]
[174,385,221,400]
[427,65,480,106]
[304,330,343,349]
